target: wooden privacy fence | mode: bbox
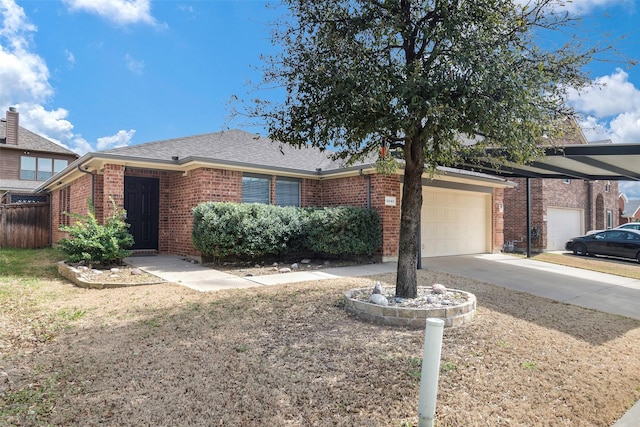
[0,203,50,249]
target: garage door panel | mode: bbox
[547,208,583,251]
[420,187,489,257]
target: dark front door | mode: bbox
[124,176,159,250]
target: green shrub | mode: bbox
[192,202,381,261]
[57,198,134,267]
[306,207,381,256]
[192,202,306,260]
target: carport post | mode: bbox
[526,177,532,258]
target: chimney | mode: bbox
[6,107,18,145]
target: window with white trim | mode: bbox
[607,210,613,229]
[563,178,571,184]
[605,181,611,192]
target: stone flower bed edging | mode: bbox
[57,261,165,289]
[344,285,476,328]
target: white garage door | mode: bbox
[420,187,490,257]
[547,207,583,251]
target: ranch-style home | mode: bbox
[36,129,512,262]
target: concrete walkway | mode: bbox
[125,252,640,426]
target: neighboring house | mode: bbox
[620,196,640,224]
[0,108,78,204]
[502,121,620,252]
[36,129,512,262]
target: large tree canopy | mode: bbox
[246,0,609,298]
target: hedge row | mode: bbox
[192,202,381,261]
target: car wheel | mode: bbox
[573,243,587,256]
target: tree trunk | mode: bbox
[395,137,424,299]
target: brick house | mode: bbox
[0,108,78,204]
[36,129,512,262]
[502,123,620,252]
[620,195,640,224]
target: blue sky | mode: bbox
[2,0,640,195]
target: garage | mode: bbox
[420,186,491,257]
[547,207,583,251]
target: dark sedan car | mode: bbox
[565,229,640,263]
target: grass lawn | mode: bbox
[534,251,640,280]
[1,248,640,426]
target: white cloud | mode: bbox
[566,69,640,118]
[96,129,136,150]
[124,53,144,75]
[0,0,52,103]
[65,49,75,66]
[0,0,136,156]
[576,116,612,142]
[555,0,628,15]
[62,0,159,27]
[515,0,632,15]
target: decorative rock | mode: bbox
[279,268,292,273]
[272,262,279,267]
[254,264,261,268]
[301,259,311,264]
[291,263,299,269]
[427,295,439,304]
[272,267,279,272]
[91,269,103,275]
[432,283,447,294]
[110,268,120,273]
[131,268,143,276]
[368,293,389,306]
[372,281,384,294]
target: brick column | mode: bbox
[369,174,401,262]
[102,164,125,218]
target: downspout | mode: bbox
[586,180,592,232]
[47,191,52,246]
[366,173,371,209]
[77,164,94,203]
[526,178,532,258]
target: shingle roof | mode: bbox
[0,120,77,155]
[100,129,364,173]
[0,178,42,192]
[622,199,640,217]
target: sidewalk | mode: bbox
[125,254,396,292]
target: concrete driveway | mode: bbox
[423,253,640,321]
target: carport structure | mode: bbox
[454,142,640,257]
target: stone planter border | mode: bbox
[344,286,476,328]
[57,261,165,289]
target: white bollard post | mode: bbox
[418,318,445,427]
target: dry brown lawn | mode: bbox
[2,249,640,426]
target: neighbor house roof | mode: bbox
[622,199,640,218]
[0,178,45,192]
[36,129,514,193]
[0,120,77,155]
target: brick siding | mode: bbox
[503,178,619,252]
